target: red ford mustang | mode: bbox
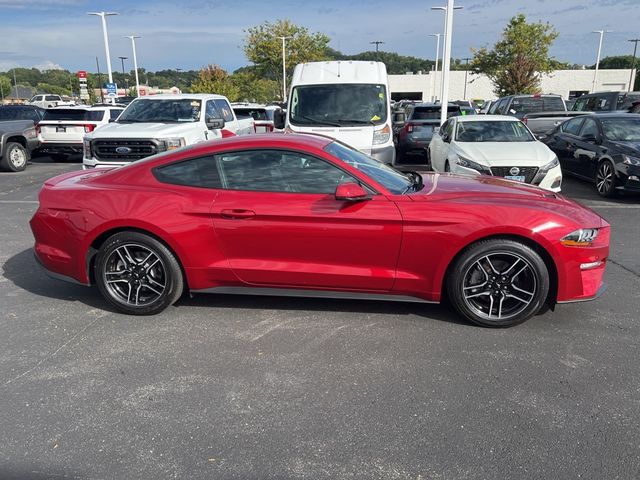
[30,134,609,327]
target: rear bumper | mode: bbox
[33,249,88,286]
[38,142,83,154]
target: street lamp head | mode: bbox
[125,35,141,40]
[87,11,119,17]
[431,5,464,10]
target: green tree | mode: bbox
[191,65,241,100]
[471,14,560,96]
[0,75,11,100]
[328,49,434,75]
[244,19,330,100]
[231,68,279,103]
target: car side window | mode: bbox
[213,99,234,122]
[153,156,221,189]
[561,117,584,136]
[205,101,220,120]
[579,118,599,139]
[45,95,59,101]
[445,119,455,139]
[215,149,354,194]
[109,109,122,120]
[595,96,611,111]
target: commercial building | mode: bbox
[388,69,636,102]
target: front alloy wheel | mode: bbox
[595,160,616,197]
[95,232,184,315]
[447,239,549,327]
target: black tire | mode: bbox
[94,231,184,315]
[446,239,550,327]
[595,159,617,198]
[0,142,29,172]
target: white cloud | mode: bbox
[32,60,64,70]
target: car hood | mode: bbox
[608,140,640,155]
[456,141,554,166]
[408,172,604,227]
[88,121,199,139]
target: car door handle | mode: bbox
[220,209,256,219]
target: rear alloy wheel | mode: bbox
[447,239,549,327]
[0,142,28,172]
[595,160,617,198]
[94,232,184,315]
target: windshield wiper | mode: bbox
[337,119,376,125]
[296,115,342,127]
[401,171,424,194]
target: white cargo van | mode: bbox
[279,61,395,164]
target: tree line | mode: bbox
[2,16,638,102]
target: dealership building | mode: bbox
[388,69,636,102]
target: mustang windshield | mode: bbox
[118,99,202,123]
[455,121,534,142]
[324,140,413,194]
[290,84,388,127]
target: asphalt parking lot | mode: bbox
[1,156,639,479]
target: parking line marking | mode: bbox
[583,203,640,209]
[0,200,39,204]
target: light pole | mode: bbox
[277,36,292,103]
[125,35,141,97]
[591,29,612,93]
[370,40,385,60]
[429,33,441,101]
[433,1,463,124]
[462,57,471,100]
[628,38,640,91]
[432,4,463,108]
[12,68,18,100]
[118,56,128,92]
[88,11,119,102]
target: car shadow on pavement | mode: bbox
[4,248,469,326]
[2,248,111,311]
[180,290,470,327]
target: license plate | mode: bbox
[56,126,66,133]
[505,175,526,182]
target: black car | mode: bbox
[395,103,461,164]
[571,91,640,113]
[0,104,46,123]
[542,113,640,197]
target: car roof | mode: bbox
[133,94,228,100]
[455,115,521,122]
[588,113,640,119]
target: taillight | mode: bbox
[404,123,415,133]
[522,118,528,124]
[268,124,274,132]
[83,124,95,133]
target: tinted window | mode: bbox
[153,156,221,188]
[601,117,640,141]
[455,120,534,142]
[216,150,353,194]
[213,99,234,122]
[411,105,460,120]
[579,118,599,139]
[290,83,388,126]
[45,95,60,101]
[595,95,613,111]
[109,109,122,120]
[0,107,39,121]
[324,141,412,195]
[205,100,220,120]
[561,117,585,135]
[617,93,640,110]
[43,109,104,121]
[509,96,564,116]
[234,108,268,121]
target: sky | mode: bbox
[0,0,638,74]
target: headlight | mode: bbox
[456,155,491,174]
[622,154,640,166]
[83,139,92,159]
[164,137,186,151]
[541,156,559,171]
[372,125,391,145]
[560,228,600,247]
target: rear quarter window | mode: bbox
[153,156,221,189]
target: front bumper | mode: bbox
[371,144,396,165]
[450,163,563,192]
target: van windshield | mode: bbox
[290,84,388,127]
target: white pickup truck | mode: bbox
[83,94,255,168]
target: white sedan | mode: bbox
[428,115,562,192]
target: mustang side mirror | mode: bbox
[273,109,286,130]
[206,117,225,130]
[335,182,371,202]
